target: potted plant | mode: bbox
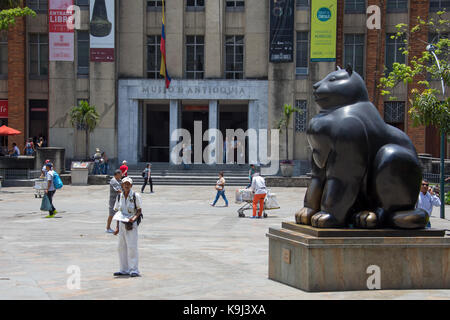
[276,103,302,177]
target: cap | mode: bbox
[122,177,133,185]
[45,162,53,168]
[122,160,127,164]
[96,148,100,152]
[44,159,50,164]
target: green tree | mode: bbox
[276,103,302,161]
[379,10,449,134]
[69,100,100,160]
[0,0,36,31]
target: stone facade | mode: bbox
[0,0,448,166]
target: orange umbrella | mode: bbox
[0,125,21,136]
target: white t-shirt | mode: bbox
[251,175,267,195]
[46,170,55,192]
[113,190,143,220]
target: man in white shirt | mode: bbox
[416,180,441,228]
[113,177,143,277]
[250,173,267,219]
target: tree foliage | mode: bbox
[0,1,36,31]
[276,103,302,160]
[379,10,449,134]
[69,100,100,160]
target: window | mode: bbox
[147,0,162,10]
[430,0,450,12]
[384,101,405,123]
[386,0,408,12]
[29,34,48,77]
[344,34,364,78]
[147,35,163,79]
[186,36,204,79]
[295,100,307,132]
[296,0,309,8]
[186,0,204,10]
[0,33,7,77]
[75,0,89,9]
[225,35,244,79]
[226,0,245,10]
[77,31,89,76]
[296,32,309,75]
[344,0,365,13]
[385,33,406,75]
[26,0,48,12]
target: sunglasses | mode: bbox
[422,183,429,186]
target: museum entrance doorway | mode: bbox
[219,104,248,164]
[144,104,170,163]
[182,104,209,164]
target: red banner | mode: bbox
[49,0,74,61]
[49,9,73,33]
[0,100,7,119]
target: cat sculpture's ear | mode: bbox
[336,66,341,70]
[346,64,353,76]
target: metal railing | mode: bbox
[0,169,42,180]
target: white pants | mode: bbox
[118,221,139,274]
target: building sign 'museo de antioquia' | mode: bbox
[311,0,337,62]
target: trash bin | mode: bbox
[71,162,90,185]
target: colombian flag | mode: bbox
[160,0,171,89]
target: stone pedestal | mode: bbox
[35,148,66,173]
[71,168,89,185]
[267,222,450,292]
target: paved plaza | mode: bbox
[0,185,449,300]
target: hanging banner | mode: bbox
[310,0,337,62]
[0,100,7,119]
[269,0,295,63]
[90,0,115,62]
[49,0,74,61]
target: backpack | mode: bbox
[53,171,64,189]
[142,169,146,178]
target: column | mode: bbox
[118,90,139,165]
[248,100,259,165]
[205,0,224,78]
[169,100,180,164]
[208,100,220,164]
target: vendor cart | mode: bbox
[34,179,47,198]
[235,188,280,218]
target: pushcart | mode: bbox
[34,179,47,198]
[235,188,280,218]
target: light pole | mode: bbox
[426,44,446,220]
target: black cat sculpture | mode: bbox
[295,65,428,229]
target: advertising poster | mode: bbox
[310,0,337,61]
[90,0,115,62]
[269,0,295,63]
[49,0,74,61]
[0,100,7,119]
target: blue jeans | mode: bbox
[93,162,100,175]
[213,190,228,206]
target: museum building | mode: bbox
[0,0,448,168]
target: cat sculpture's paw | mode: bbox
[295,207,317,225]
[310,212,341,228]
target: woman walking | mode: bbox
[210,171,228,207]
